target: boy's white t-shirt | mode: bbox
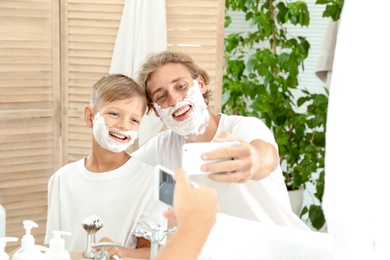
[44,157,167,252]
[132,114,308,230]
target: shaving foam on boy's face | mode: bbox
[153,80,209,140]
[92,112,138,153]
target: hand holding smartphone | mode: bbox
[181,141,240,175]
[154,164,199,208]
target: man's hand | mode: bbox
[156,169,219,260]
[171,169,219,231]
[200,131,278,182]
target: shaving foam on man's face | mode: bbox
[92,112,138,153]
[153,80,210,140]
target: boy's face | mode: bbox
[96,96,144,143]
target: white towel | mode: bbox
[323,1,390,259]
[199,213,334,260]
[109,0,166,146]
[315,20,339,89]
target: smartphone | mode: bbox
[181,141,240,175]
[154,164,198,208]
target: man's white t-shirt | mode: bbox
[132,114,308,229]
[44,157,166,252]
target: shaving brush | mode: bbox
[82,215,104,258]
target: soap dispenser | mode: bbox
[0,237,18,260]
[0,204,5,237]
[44,230,71,260]
[12,220,46,260]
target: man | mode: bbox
[132,51,308,229]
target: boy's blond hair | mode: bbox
[90,74,147,113]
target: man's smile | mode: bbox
[172,104,191,120]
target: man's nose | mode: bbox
[166,91,184,107]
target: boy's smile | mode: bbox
[108,129,130,143]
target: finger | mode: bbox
[201,142,245,163]
[107,247,117,255]
[173,168,190,187]
[207,171,248,183]
[163,209,177,222]
[201,147,236,162]
[98,237,112,242]
[200,159,236,173]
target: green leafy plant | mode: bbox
[316,0,344,21]
[223,0,343,230]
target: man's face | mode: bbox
[146,63,210,139]
[148,63,204,119]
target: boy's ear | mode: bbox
[84,106,94,128]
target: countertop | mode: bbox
[70,252,142,259]
[9,250,143,260]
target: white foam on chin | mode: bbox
[153,80,209,139]
[92,112,138,153]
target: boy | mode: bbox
[45,74,166,259]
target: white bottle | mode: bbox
[44,230,71,260]
[0,204,5,237]
[12,220,46,260]
[0,237,18,260]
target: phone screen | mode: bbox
[181,141,240,175]
[158,168,175,207]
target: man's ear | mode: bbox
[196,76,208,94]
[151,104,160,118]
[84,106,94,128]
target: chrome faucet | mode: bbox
[91,241,122,260]
[132,223,176,260]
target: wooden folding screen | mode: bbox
[0,0,225,252]
[63,0,226,164]
[0,0,61,251]
[166,0,225,113]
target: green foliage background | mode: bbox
[222,0,343,230]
